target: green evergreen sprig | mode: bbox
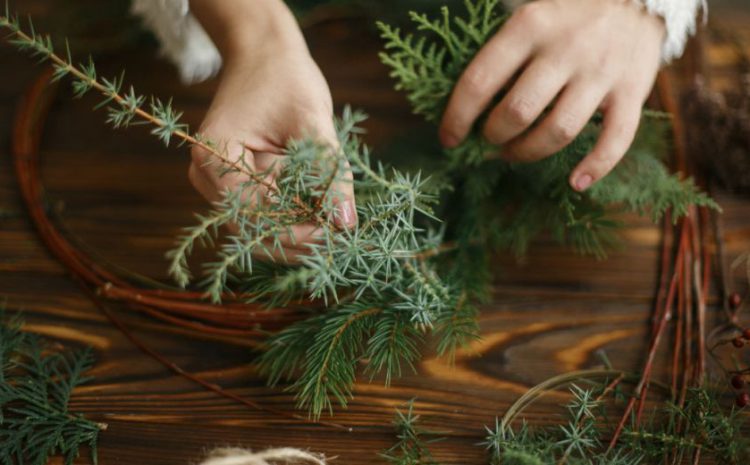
[0,310,104,465]
[1,3,471,418]
[378,0,719,262]
[381,401,442,465]
[386,382,748,465]
[0,0,720,420]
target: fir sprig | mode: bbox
[0,310,104,465]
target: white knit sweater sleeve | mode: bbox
[130,0,221,84]
[130,0,705,85]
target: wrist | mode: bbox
[225,26,309,70]
[190,0,307,65]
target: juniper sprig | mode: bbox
[0,0,720,420]
[624,388,749,464]
[381,401,442,465]
[0,310,104,465]
[1,4,471,418]
[384,383,748,465]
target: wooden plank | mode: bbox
[1,3,749,464]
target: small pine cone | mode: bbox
[731,374,745,390]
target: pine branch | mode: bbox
[0,5,322,228]
[0,309,105,465]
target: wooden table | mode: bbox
[1,2,749,464]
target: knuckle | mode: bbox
[505,97,536,126]
[550,114,580,144]
[513,3,546,29]
[190,144,212,167]
[462,66,492,97]
[591,54,620,82]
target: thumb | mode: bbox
[313,121,358,230]
[330,160,358,230]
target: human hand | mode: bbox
[189,32,356,263]
[439,0,666,191]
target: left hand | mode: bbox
[439,0,666,191]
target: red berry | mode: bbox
[743,328,750,340]
[733,337,745,348]
[736,392,750,408]
[730,292,742,309]
[731,374,745,389]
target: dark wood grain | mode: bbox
[1,3,750,464]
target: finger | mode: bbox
[483,59,570,148]
[226,221,323,265]
[312,126,358,230]
[329,160,357,230]
[253,151,286,186]
[260,245,309,265]
[227,223,321,265]
[192,136,258,184]
[569,93,642,191]
[188,162,222,203]
[273,223,324,249]
[438,20,534,148]
[192,139,270,206]
[503,79,607,162]
[261,223,324,263]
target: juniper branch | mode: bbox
[1,0,722,422]
[0,6,328,228]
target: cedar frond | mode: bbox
[0,308,103,465]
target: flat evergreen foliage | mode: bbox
[0,310,102,465]
[377,0,717,259]
[0,0,719,419]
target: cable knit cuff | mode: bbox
[131,0,222,84]
[637,0,707,63]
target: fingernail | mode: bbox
[574,174,593,192]
[335,200,357,229]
